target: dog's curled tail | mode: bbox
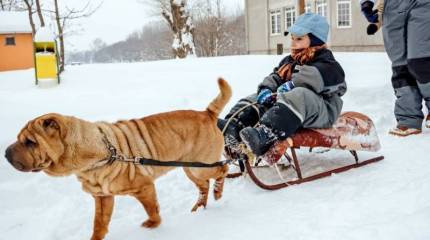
[206,78,232,118]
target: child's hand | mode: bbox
[257,89,275,106]
[277,81,295,94]
[361,1,378,23]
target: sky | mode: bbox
[65,0,244,52]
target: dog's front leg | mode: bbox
[133,183,161,228]
[91,195,115,240]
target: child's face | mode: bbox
[290,34,311,50]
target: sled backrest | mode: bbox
[290,111,381,152]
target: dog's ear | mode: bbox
[38,114,67,138]
[43,118,60,129]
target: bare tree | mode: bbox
[193,0,247,57]
[49,0,102,72]
[193,0,225,57]
[145,0,196,58]
[0,0,17,10]
[35,0,44,27]
[21,0,36,35]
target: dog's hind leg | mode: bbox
[91,195,114,240]
[213,165,228,201]
[184,168,210,212]
[133,183,162,228]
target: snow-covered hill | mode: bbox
[1,54,429,240]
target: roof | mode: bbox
[0,11,32,34]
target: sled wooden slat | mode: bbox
[226,112,384,190]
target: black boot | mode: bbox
[239,103,302,156]
[217,118,242,147]
[218,99,264,149]
[239,125,277,156]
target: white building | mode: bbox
[245,0,384,54]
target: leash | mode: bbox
[91,127,232,171]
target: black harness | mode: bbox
[90,127,232,171]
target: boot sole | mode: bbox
[388,130,422,137]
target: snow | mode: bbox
[173,0,184,6]
[1,53,430,240]
[35,27,55,42]
[0,11,32,34]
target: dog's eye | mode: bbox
[24,138,36,147]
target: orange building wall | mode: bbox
[0,33,34,72]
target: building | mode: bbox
[0,11,34,72]
[245,0,384,54]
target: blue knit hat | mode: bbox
[287,13,329,43]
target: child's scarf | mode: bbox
[277,45,327,81]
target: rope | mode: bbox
[221,102,258,134]
[221,93,277,134]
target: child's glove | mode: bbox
[257,89,275,106]
[367,23,380,35]
[361,1,378,23]
[277,81,295,95]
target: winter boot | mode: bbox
[388,125,421,137]
[217,118,242,148]
[240,103,302,156]
[426,115,430,128]
[225,99,264,127]
[218,99,264,149]
[239,125,277,156]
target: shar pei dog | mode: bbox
[5,78,232,240]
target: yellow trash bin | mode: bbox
[36,51,57,79]
[34,27,60,86]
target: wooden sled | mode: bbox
[227,112,384,190]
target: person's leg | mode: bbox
[390,66,424,133]
[240,87,332,156]
[383,0,424,134]
[217,93,265,149]
[223,93,263,127]
[406,0,430,127]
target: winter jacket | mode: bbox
[258,48,347,99]
[256,48,347,128]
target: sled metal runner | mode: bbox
[241,147,384,190]
[226,112,385,190]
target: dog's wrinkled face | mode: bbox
[5,113,71,176]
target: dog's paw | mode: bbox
[214,190,223,201]
[90,235,104,240]
[191,202,207,212]
[213,178,225,201]
[141,218,161,228]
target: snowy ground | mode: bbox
[1,53,429,240]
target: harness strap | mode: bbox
[137,158,232,168]
[95,127,231,169]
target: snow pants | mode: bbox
[224,87,342,135]
[383,0,430,128]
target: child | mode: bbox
[218,13,347,156]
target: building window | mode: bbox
[305,3,312,13]
[270,10,281,35]
[316,0,328,18]
[337,0,352,28]
[285,7,296,30]
[5,36,15,46]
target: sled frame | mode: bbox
[228,147,384,190]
